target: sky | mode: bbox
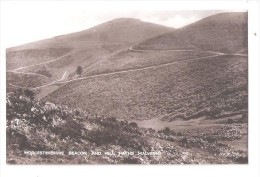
[1,1,246,47]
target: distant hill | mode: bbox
[6,18,172,93]
[7,18,172,51]
[6,18,172,71]
[43,13,248,122]
[135,12,248,54]
[7,13,248,122]
[55,18,173,43]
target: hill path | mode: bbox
[7,70,52,79]
[8,48,247,91]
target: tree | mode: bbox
[76,66,83,78]
[163,127,171,134]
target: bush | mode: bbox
[24,89,35,100]
[163,127,171,134]
[6,89,87,151]
[7,89,151,157]
[87,122,149,151]
[129,122,138,128]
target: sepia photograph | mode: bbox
[2,0,260,176]
[3,1,250,165]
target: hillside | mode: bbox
[7,90,247,164]
[7,18,171,69]
[135,12,248,54]
[43,13,248,122]
[55,18,173,43]
[6,12,248,164]
[7,18,171,52]
[6,18,172,93]
[45,55,247,122]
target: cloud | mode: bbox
[168,15,200,28]
[141,14,200,28]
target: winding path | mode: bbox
[10,51,76,71]
[7,42,126,79]
[7,70,51,79]
[9,71,68,90]
[9,53,222,90]
[8,47,248,91]
[128,46,226,55]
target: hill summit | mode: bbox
[136,12,248,54]
[54,18,173,43]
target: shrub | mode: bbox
[163,127,171,134]
[7,89,152,156]
[129,122,138,128]
[24,89,35,100]
[6,89,87,151]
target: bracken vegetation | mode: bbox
[45,55,247,121]
[6,72,53,93]
[85,50,213,76]
[7,48,72,70]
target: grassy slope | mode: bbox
[7,72,53,93]
[136,12,247,54]
[84,50,214,76]
[44,55,247,121]
[6,48,72,70]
